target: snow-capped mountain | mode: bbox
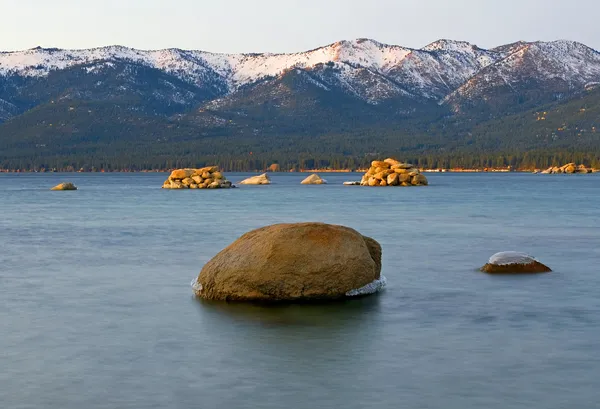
[3,38,598,110]
[1,37,600,130]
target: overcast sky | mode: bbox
[2,0,598,52]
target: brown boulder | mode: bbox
[394,168,410,174]
[50,182,77,191]
[193,223,383,302]
[399,173,411,183]
[411,174,429,186]
[387,173,399,186]
[480,252,551,274]
[391,163,414,170]
[196,166,219,174]
[371,161,391,169]
[170,169,195,180]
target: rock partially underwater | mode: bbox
[162,167,234,189]
[50,182,77,191]
[480,251,552,274]
[360,158,428,187]
[239,173,271,185]
[300,174,327,185]
[192,222,385,302]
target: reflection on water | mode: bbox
[195,294,383,328]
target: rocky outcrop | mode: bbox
[480,251,552,274]
[540,163,595,174]
[192,222,385,302]
[162,167,233,189]
[360,158,428,186]
[50,182,77,191]
[301,174,327,185]
[239,173,271,185]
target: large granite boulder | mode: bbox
[162,167,233,189]
[360,159,428,186]
[50,182,77,191]
[239,173,271,185]
[192,223,385,302]
[301,174,327,185]
[480,251,552,274]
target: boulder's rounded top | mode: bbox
[481,251,551,274]
[488,251,536,265]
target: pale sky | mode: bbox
[2,0,598,52]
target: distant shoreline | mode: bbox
[2,167,595,174]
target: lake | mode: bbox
[1,172,599,408]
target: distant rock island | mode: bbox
[301,174,327,185]
[239,173,271,185]
[50,182,77,191]
[360,159,428,186]
[540,163,596,174]
[162,167,234,189]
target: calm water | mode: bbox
[1,172,600,409]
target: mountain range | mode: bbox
[1,38,599,170]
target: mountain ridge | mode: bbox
[1,37,599,170]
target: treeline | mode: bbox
[2,149,599,172]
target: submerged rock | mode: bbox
[192,222,384,302]
[239,173,271,185]
[50,182,77,191]
[301,174,327,185]
[480,251,552,274]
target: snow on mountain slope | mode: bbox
[444,40,600,107]
[1,39,599,107]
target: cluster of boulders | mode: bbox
[360,159,428,186]
[540,163,596,174]
[162,167,234,189]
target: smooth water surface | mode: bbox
[1,172,599,408]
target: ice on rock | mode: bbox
[346,276,387,297]
[191,278,203,294]
[488,251,537,266]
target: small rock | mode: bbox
[50,182,77,191]
[480,251,551,274]
[240,173,271,185]
[301,174,327,185]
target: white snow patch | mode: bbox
[488,252,537,266]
